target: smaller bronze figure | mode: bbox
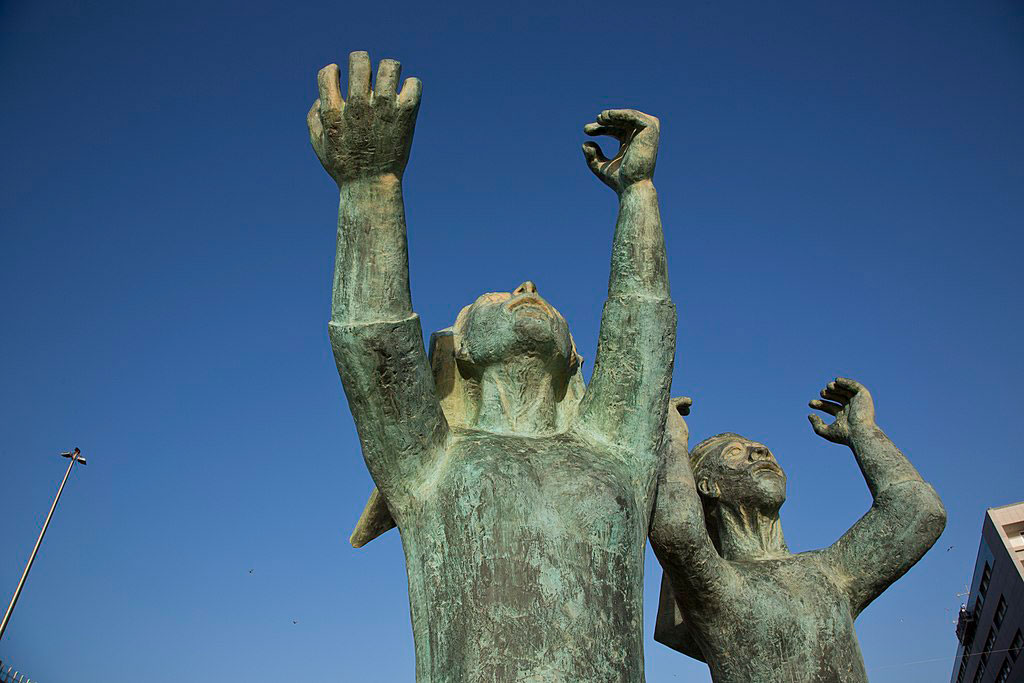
[650,378,946,683]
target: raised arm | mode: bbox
[308,52,447,497]
[309,51,421,323]
[650,398,735,628]
[809,377,946,616]
[575,110,676,451]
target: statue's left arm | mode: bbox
[575,110,676,453]
[810,377,946,616]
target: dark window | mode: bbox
[972,562,992,620]
[973,657,987,683]
[980,562,992,597]
[1011,630,1023,661]
[994,658,1011,683]
[958,637,975,683]
[995,596,1007,628]
[982,628,997,664]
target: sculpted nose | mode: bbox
[749,447,770,462]
[513,281,538,296]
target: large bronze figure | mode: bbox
[308,51,675,682]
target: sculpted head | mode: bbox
[690,433,787,515]
[453,281,581,378]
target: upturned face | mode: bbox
[698,438,787,513]
[454,281,577,373]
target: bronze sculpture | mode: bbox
[650,378,946,682]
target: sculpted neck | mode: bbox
[474,356,560,434]
[712,503,789,561]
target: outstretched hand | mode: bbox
[582,109,660,194]
[307,51,422,186]
[808,377,877,445]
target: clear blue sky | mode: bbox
[1,1,1021,681]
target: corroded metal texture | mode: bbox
[650,379,947,682]
[309,52,674,682]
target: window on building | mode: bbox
[971,562,992,624]
[994,658,1011,683]
[982,628,997,664]
[980,563,992,597]
[1011,630,1023,661]
[958,642,972,683]
[995,596,1007,628]
[974,657,987,683]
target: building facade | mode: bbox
[952,501,1024,682]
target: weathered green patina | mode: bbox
[308,52,675,682]
[650,378,946,682]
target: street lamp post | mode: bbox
[0,448,87,643]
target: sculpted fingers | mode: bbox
[834,377,867,395]
[809,399,842,416]
[309,53,422,184]
[584,122,629,143]
[582,141,621,191]
[375,59,402,99]
[807,413,831,438]
[347,51,372,103]
[808,412,845,444]
[317,64,344,114]
[582,141,609,171]
[826,380,854,398]
[593,109,659,186]
[582,142,617,187]
[834,377,875,427]
[307,99,324,148]
[821,387,851,405]
[598,109,658,130]
[809,378,862,445]
[397,77,422,111]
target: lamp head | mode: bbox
[60,447,87,465]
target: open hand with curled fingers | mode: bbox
[581,109,660,194]
[307,51,422,187]
[808,377,878,446]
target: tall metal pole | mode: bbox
[0,448,86,643]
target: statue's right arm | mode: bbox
[649,400,734,611]
[308,52,448,497]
